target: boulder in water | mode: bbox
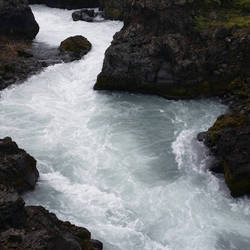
[59,35,92,62]
[72,9,96,22]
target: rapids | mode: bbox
[1,5,250,250]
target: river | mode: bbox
[1,5,250,250]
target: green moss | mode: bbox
[195,0,250,30]
[208,113,247,142]
[59,36,91,54]
[106,7,123,20]
[210,113,246,131]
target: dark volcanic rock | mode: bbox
[0,185,26,231]
[0,205,101,249]
[0,0,39,40]
[0,138,103,249]
[59,35,92,62]
[200,78,250,197]
[94,0,250,99]
[29,0,99,9]
[0,137,39,193]
[72,9,96,22]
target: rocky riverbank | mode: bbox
[0,137,102,250]
[95,0,250,197]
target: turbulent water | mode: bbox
[1,5,250,250]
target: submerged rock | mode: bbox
[28,0,99,9]
[59,35,92,62]
[0,0,39,40]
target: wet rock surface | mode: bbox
[72,9,102,22]
[94,0,250,99]
[0,138,102,250]
[0,0,39,40]
[28,0,99,9]
[59,35,92,62]
[198,78,250,197]
[100,0,124,20]
[0,137,39,193]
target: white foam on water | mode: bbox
[1,5,250,250]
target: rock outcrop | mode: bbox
[0,137,39,193]
[198,78,250,197]
[28,0,99,9]
[94,0,250,99]
[59,35,92,62]
[0,0,39,40]
[0,138,102,249]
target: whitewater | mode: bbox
[1,5,250,250]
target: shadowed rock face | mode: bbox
[28,0,99,9]
[0,137,39,193]
[0,138,103,249]
[0,0,39,40]
[94,0,250,99]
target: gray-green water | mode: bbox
[1,5,250,250]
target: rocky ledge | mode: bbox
[94,0,250,99]
[0,137,102,250]
[198,78,250,197]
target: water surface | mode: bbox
[1,5,250,250]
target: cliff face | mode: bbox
[94,0,250,99]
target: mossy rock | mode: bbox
[208,113,247,142]
[59,35,92,61]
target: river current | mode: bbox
[1,5,250,250]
